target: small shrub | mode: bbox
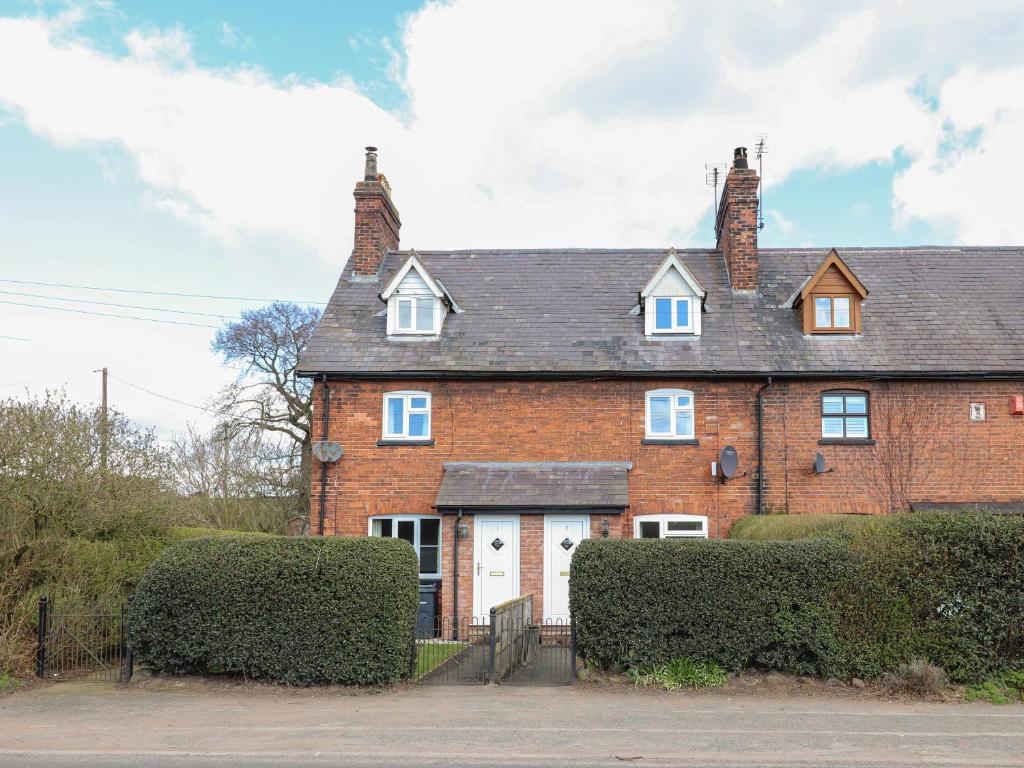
[130,536,418,685]
[629,658,727,690]
[0,672,23,694]
[886,658,947,697]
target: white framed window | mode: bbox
[394,295,439,334]
[369,515,441,579]
[382,391,431,440]
[645,389,695,440]
[634,514,708,539]
[652,297,692,333]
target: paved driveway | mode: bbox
[1,681,1023,767]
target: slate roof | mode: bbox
[435,461,631,510]
[298,247,1024,377]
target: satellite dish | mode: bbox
[814,452,827,474]
[719,445,739,479]
[312,441,343,463]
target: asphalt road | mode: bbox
[2,680,1024,767]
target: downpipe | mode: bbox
[318,374,330,536]
[756,376,772,515]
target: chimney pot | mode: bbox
[364,146,379,181]
[733,146,748,169]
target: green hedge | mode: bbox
[728,513,882,541]
[570,538,848,676]
[838,513,1024,681]
[572,512,1024,682]
[130,536,419,685]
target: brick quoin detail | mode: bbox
[350,147,401,276]
[716,148,760,291]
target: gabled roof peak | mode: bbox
[640,249,706,299]
[799,248,868,301]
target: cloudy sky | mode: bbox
[1,0,1022,438]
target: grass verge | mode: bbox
[414,642,468,679]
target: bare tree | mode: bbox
[211,302,321,530]
[168,424,302,533]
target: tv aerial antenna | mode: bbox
[755,134,768,230]
[705,162,727,236]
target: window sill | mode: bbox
[641,438,699,446]
[377,439,435,447]
[818,438,875,446]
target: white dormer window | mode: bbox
[640,250,705,336]
[380,254,456,337]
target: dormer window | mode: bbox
[794,249,868,335]
[380,254,459,337]
[641,250,706,337]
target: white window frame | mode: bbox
[644,388,696,440]
[391,294,440,335]
[651,296,693,333]
[633,514,708,539]
[382,390,432,441]
[368,515,442,579]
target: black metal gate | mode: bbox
[35,597,133,683]
[412,595,575,686]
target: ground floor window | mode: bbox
[369,516,441,579]
[634,514,708,539]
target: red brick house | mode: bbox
[298,146,1024,625]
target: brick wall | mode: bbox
[311,377,1024,620]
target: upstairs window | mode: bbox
[370,516,441,578]
[813,296,852,330]
[645,389,695,440]
[654,297,692,332]
[635,514,708,539]
[395,296,438,333]
[383,391,431,440]
[641,250,705,337]
[821,391,869,439]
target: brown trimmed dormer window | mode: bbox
[795,249,868,335]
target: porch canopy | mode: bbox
[435,461,631,515]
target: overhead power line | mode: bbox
[108,372,220,414]
[0,371,93,388]
[0,299,221,329]
[0,289,238,320]
[0,334,30,342]
[0,278,328,305]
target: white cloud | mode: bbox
[1,1,1022,258]
[767,210,796,235]
[892,65,1024,243]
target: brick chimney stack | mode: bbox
[350,146,401,276]
[715,146,760,292]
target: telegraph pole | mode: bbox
[98,367,108,471]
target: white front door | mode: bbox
[473,515,519,620]
[544,515,589,622]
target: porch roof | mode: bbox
[435,461,631,513]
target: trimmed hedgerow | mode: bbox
[570,537,848,676]
[838,512,1024,682]
[572,512,1024,683]
[130,536,418,685]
